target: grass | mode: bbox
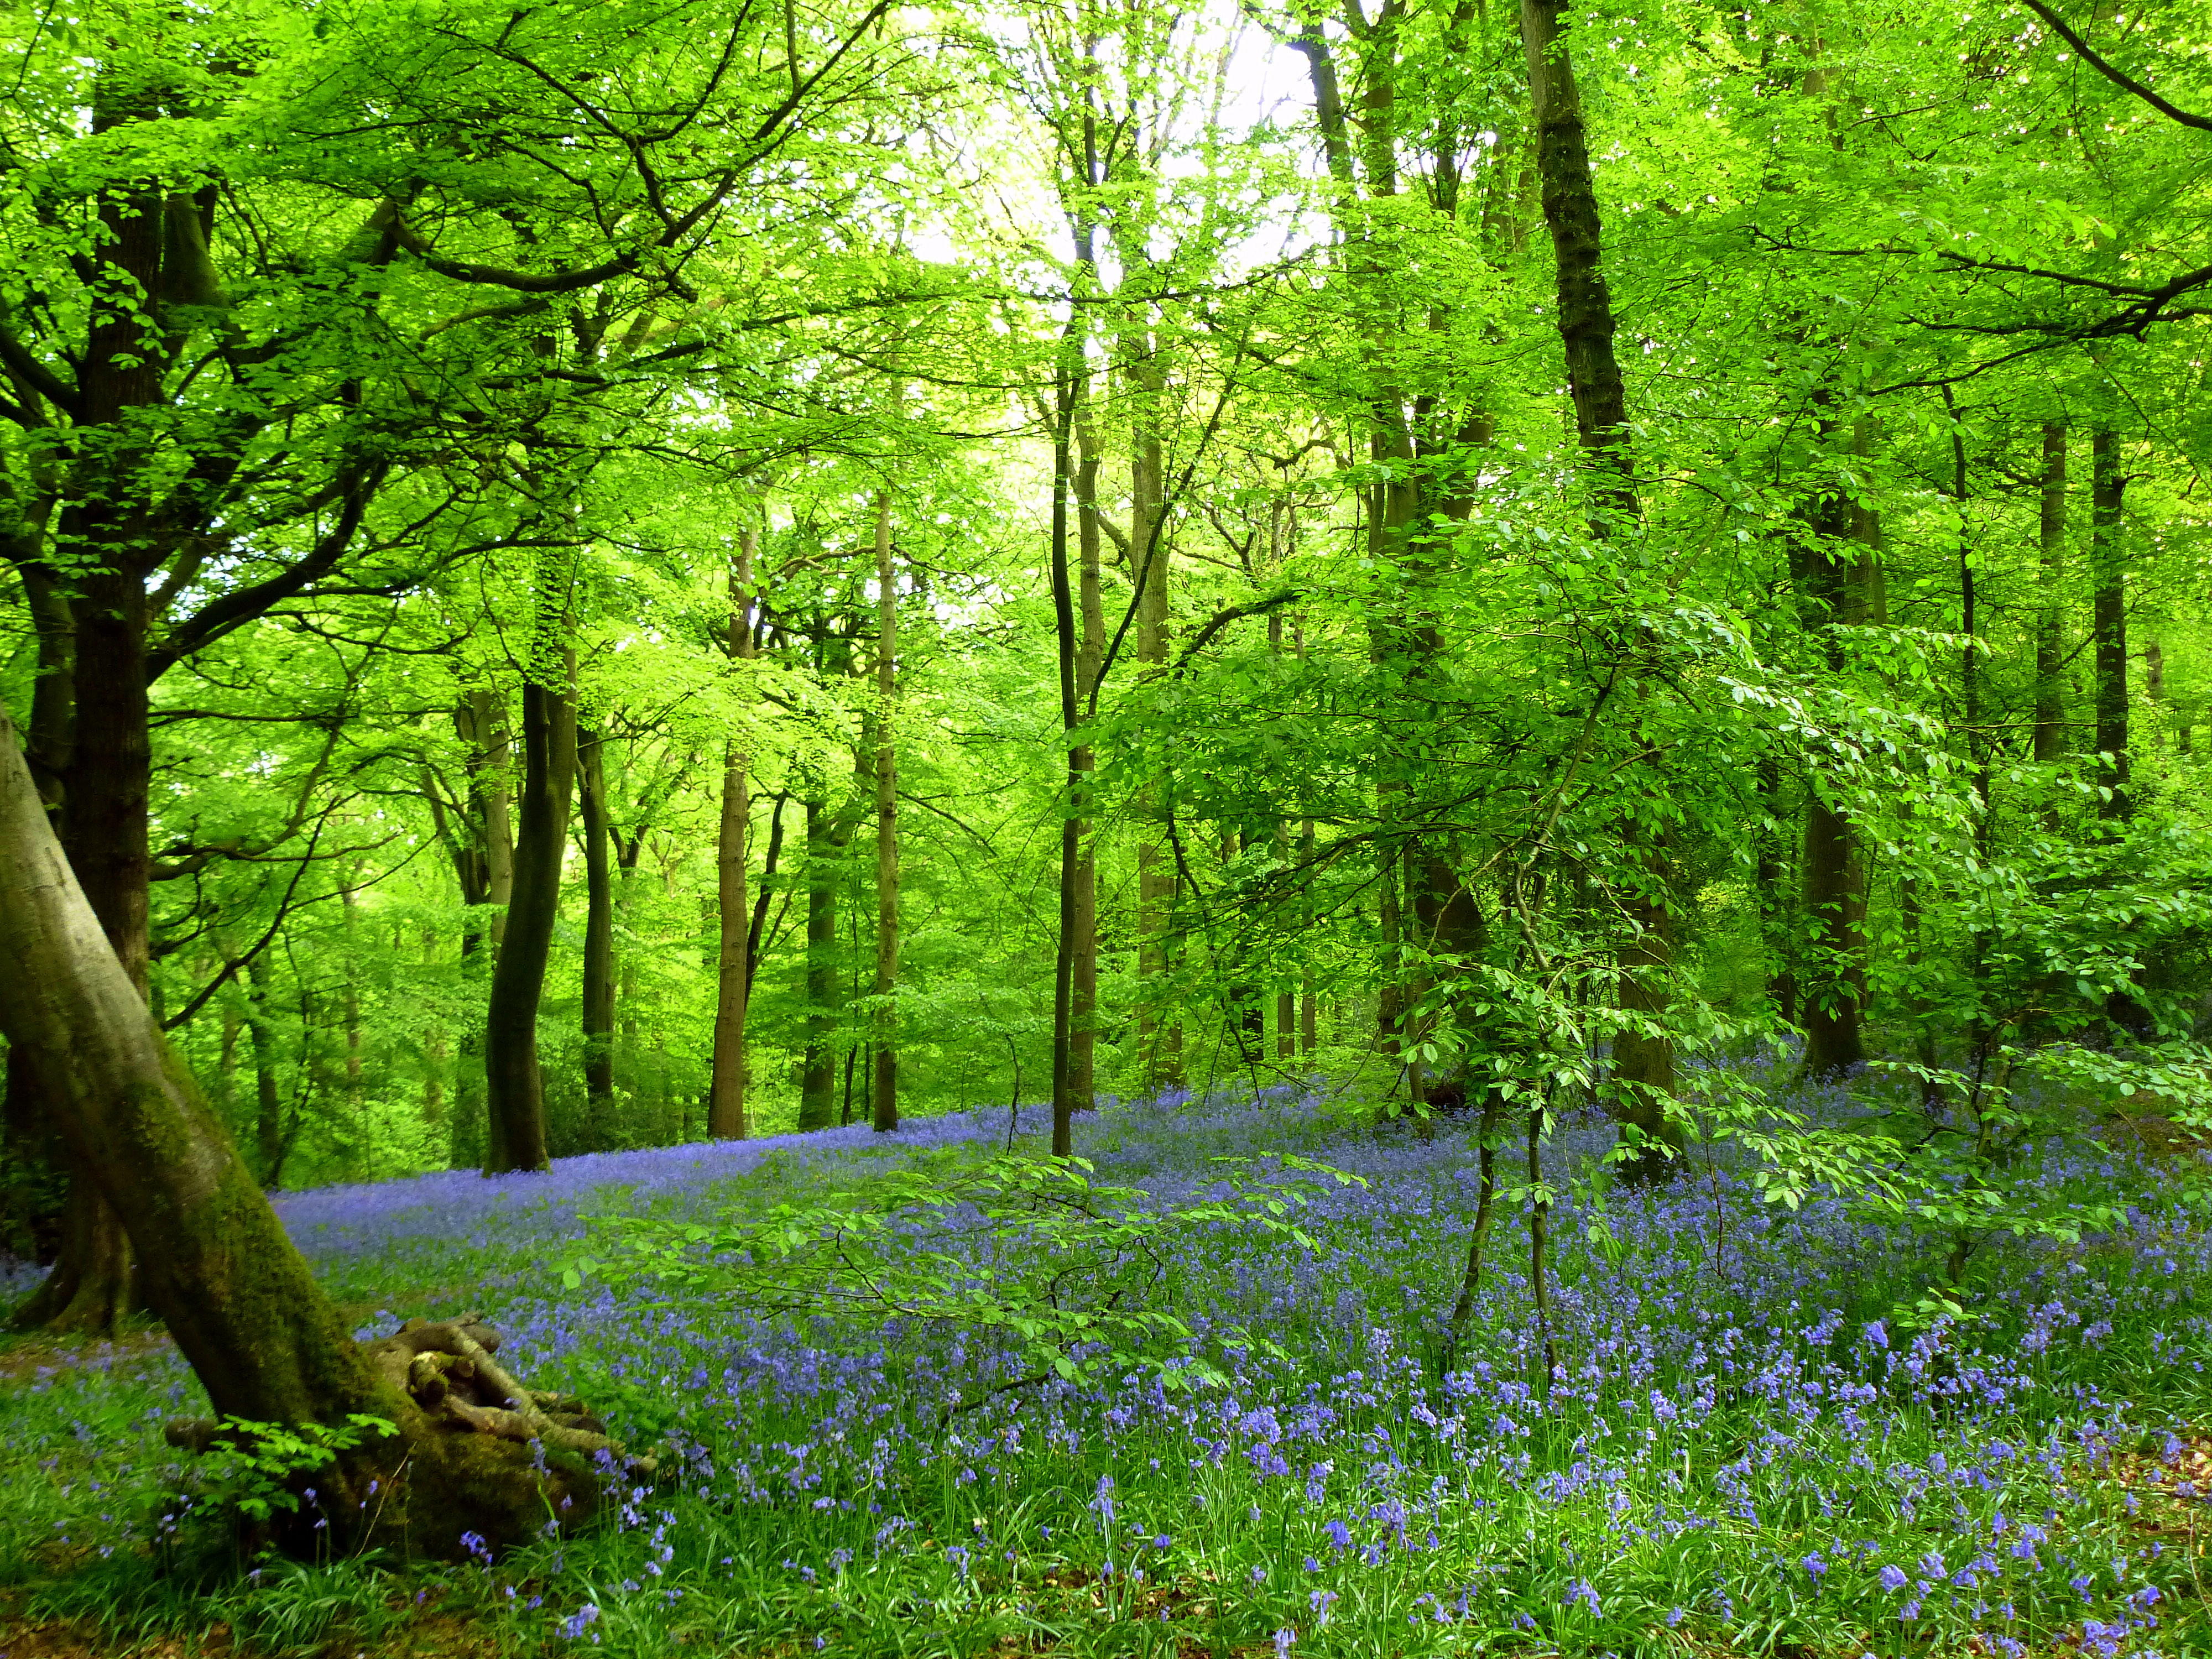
[3,1073,2211,1658]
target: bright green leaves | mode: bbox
[190,1414,397,1525]
[559,1148,1362,1408]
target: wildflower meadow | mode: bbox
[4,1068,2210,1657]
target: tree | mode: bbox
[0,701,637,1553]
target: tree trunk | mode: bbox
[452,692,513,1171]
[747,794,787,995]
[1520,0,1678,1177]
[8,1167,132,1335]
[0,703,615,1553]
[1298,626,1318,1058]
[870,494,901,1135]
[456,691,517,951]
[17,565,152,1335]
[2033,424,2067,764]
[1798,793,1866,1078]
[1791,411,1882,1082]
[483,665,576,1175]
[708,536,758,1140]
[216,990,242,1118]
[1377,834,1405,1083]
[1072,415,1107,1115]
[2091,427,2128,822]
[1050,368,1082,1158]
[577,726,615,1138]
[1132,405,1180,1088]
[799,795,841,1132]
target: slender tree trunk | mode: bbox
[1072,416,1106,1115]
[1132,405,1180,1087]
[340,886,365,1112]
[2092,427,2128,822]
[2034,424,2068,764]
[1442,1090,1503,1373]
[870,494,900,1135]
[709,533,757,1140]
[799,796,841,1132]
[577,726,615,1138]
[1377,832,1405,1089]
[1297,627,1318,1057]
[207,988,239,1125]
[456,692,517,951]
[1268,613,1296,1063]
[1520,0,1679,1177]
[1794,416,1881,1082]
[747,795,787,994]
[484,661,576,1176]
[452,692,512,1170]
[1051,370,1082,1158]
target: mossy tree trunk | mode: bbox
[484,664,576,1175]
[1520,0,1680,1179]
[0,702,622,1556]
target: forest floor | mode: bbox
[3,1065,2211,1658]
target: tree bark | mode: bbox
[1795,421,1880,1082]
[483,664,576,1175]
[870,495,901,1134]
[1520,0,1678,1175]
[455,692,518,951]
[709,534,758,1140]
[450,693,513,1170]
[1132,395,1180,1088]
[2091,427,2128,822]
[2034,424,2068,764]
[799,795,842,1132]
[0,702,614,1553]
[16,561,152,1335]
[1071,415,1106,1116]
[1050,357,1084,1157]
[0,697,388,1455]
[577,726,615,1136]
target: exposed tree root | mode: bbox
[164,1314,654,1557]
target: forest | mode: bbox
[4,0,2212,1651]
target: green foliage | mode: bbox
[565,1150,1364,1404]
[192,1415,397,1525]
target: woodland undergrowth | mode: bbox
[3,1066,2211,1659]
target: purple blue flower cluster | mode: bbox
[3,1073,2206,1656]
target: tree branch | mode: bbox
[2018,0,2212,132]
